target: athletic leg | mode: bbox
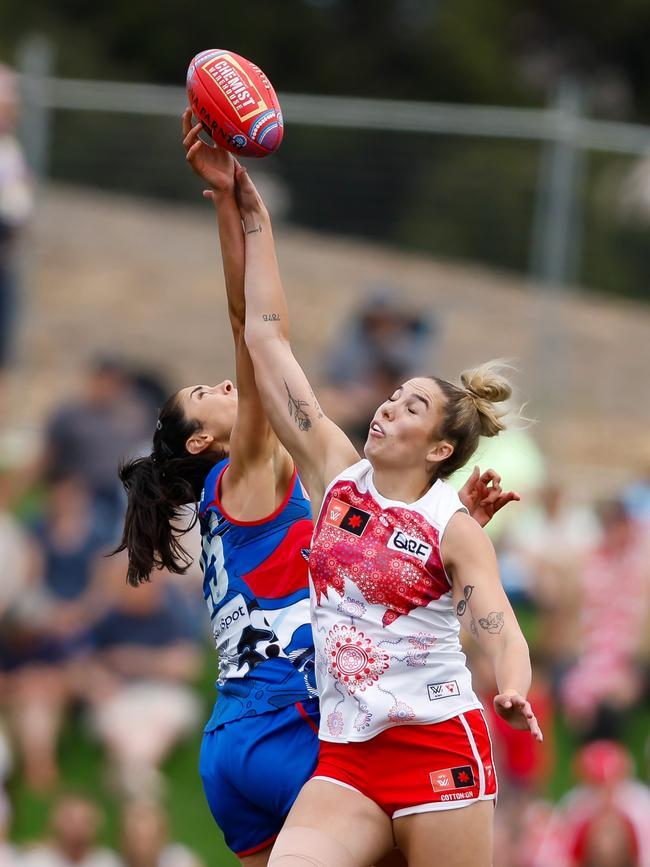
[393,800,494,867]
[268,779,394,867]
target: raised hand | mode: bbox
[182,107,235,196]
[493,691,543,742]
[233,163,269,234]
[459,466,520,528]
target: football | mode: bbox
[186,49,284,158]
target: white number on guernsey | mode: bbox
[203,531,229,613]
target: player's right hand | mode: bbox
[182,107,235,196]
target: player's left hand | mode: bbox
[459,466,520,528]
[182,107,235,196]
[494,691,543,741]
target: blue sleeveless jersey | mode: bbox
[199,458,316,729]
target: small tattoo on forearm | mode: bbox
[262,313,281,321]
[284,380,312,432]
[478,611,504,634]
[246,224,263,235]
[456,584,474,617]
[470,619,479,639]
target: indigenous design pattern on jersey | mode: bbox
[199,458,316,728]
[309,459,482,743]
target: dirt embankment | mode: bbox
[5,184,650,493]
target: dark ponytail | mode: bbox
[114,392,225,586]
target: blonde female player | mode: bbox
[233,167,543,867]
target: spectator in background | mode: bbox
[501,482,600,663]
[532,741,650,867]
[0,63,32,405]
[622,461,650,527]
[21,794,123,867]
[0,473,109,791]
[466,644,554,797]
[120,800,204,867]
[492,794,554,867]
[41,355,153,540]
[560,500,650,742]
[319,285,435,446]
[83,555,203,798]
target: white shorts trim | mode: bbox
[459,712,485,797]
[310,776,365,798]
[392,794,496,819]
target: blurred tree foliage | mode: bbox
[2,0,650,115]
[2,0,650,299]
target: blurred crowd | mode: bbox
[0,63,32,412]
[1,61,650,867]
[0,354,208,865]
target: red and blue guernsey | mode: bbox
[199,458,317,729]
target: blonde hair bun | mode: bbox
[459,360,513,438]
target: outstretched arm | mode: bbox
[183,111,290,486]
[442,511,543,741]
[236,167,359,512]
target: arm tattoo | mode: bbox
[262,313,281,321]
[478,611,504,634]
[246,224,263,235]
[284,380,312,432]
[456,584,474,617]
[470,618,479,640]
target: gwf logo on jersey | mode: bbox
[387,529,432,564]
[213,594,250,644]
[324,498,371,537]
[427,680,460,701]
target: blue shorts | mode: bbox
[199,697,320,858]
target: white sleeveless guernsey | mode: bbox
[309,459,482,743]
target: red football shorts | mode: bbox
[312,709,497,818]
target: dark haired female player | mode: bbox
[116,112,517,867]
[233,166,542,867]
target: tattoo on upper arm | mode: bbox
[478,611,504,634]
[262,313,281,321]
[456,584,474,617]
[246,224,263,235]
[284,380,312,432]
[470,618,479,640]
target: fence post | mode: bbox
[529,77,587,415]
[15,34,55,181]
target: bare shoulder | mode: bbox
[442,510,495,566]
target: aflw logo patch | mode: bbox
[324,497,371,537]
[427,680,460,701]
[387,529,432,563]
[430,765,475,792]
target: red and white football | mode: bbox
[186,49,284,158]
